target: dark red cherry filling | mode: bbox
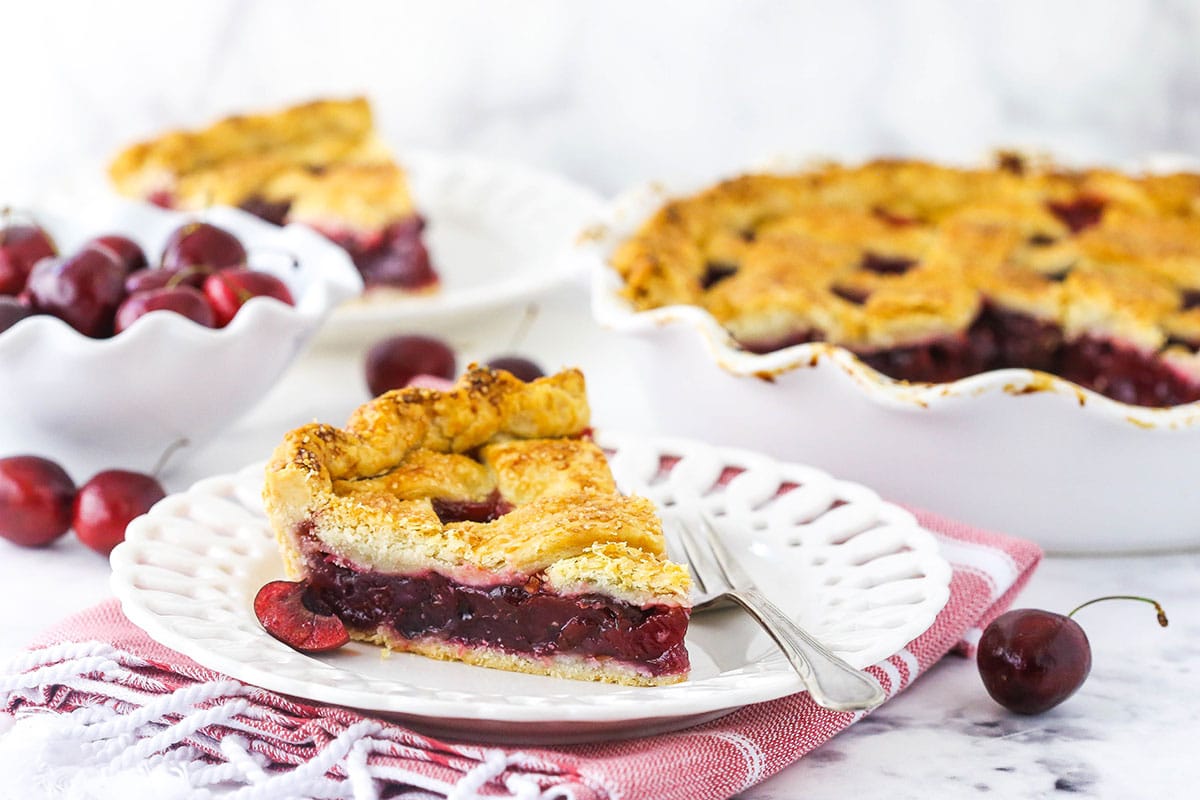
[1048,196,1106,233]
[432,491,514,524]
[860,252,917,275]
[1058,335,1198,407]
[305,558,690,676]
[701,261,738,289]
[743,304,1200,407]
[332,217,437,291]
[238,195,293,227]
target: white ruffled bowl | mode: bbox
[0,200,362,477]
[585,177,1200,555]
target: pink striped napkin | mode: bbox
[0,509,1040,799]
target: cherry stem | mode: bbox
[165,266,209,290]
[151,437,190,479]
[507,303,539,351]
[1068,595,1169,627]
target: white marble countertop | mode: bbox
[0,283,1196,799]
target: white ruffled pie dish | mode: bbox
[0,200,362,477]
[585,164,1200,554]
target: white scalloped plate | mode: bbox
[320,150,604,341]
[110,432,950,743]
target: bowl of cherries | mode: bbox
[0,201,362,476]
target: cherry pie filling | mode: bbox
[293,493,690,677]
[743,303,1200,408]
[309,216,437,292]
[303,558,690,677]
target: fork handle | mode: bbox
[726,588,886,712]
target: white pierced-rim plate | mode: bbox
[323,150,604,339]
[110,432,951,741]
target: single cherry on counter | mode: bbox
[486,355,545,383]
[365,334,456,396]
[0,455,76,547]
[73,470,166,555]
[977,595,1168,714]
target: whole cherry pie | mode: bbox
[261,366,691,686]
[109,97,436,292]
[613,155,1200,407]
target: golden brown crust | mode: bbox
[614,157,1200,354]
[262,365,690,605]
[109,97,414,230]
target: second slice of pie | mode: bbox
[109,97,437,293]
[262,366,691,685]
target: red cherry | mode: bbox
[201,269,295,327]
[254,580,349,653]
[72,470,166,555]
[978,596,1168,714]
[0,296,34,333]
[87,235,147,275]
[486,355,545,382]
[0,456,76,547]
[977,609,1091,714]
[115,286,216,333]
[161,222,247,272]
[25,248,125,337]
[364,334,456,397]
[0,224,56,296]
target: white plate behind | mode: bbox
[322,150,604,342]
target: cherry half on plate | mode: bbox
[977,595,1168,714]
[254,580,349,653]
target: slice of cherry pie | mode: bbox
[613,155,1200,407]
[109,97,436,292]
[261,366,691,685]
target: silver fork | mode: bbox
[673,514,885,712]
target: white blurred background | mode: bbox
[2,0,1199,200]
